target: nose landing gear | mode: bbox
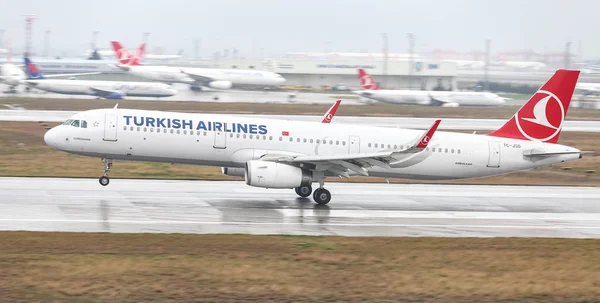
[99,158,113,186]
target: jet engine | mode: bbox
[244,160,312,189]
[440,102,459,107]
[221,167,245,177]
[208,80,233,90]
[107,92,125,100]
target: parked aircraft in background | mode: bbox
[353,69,506,107]
[23,58,176,99]
[110,41,286,90]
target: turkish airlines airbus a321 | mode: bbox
[44,70,586,204]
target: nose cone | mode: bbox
[44,127,61,149]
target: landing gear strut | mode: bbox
[294,185,312,198]
[99,158,112,186]
[311,176,331,205]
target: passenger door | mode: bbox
[487,141,501,168]
[213,123,227,149]
[103,114,118,141]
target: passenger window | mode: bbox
[310,139,313,143]
[458,149,461,154]
[329,140,333,145]
[387,144,391,149]
[374,143,378,148]
[250,135,254,139]
[177,130,180,134]
[230,134,234,138]
[336,141,339,145]
[183,130,187,134]
[342,141,346,146]
[71,120,80,127]
[150,128,154,133]
[289,137,293,142]
[316,139,320,144]
[394,145,397,149]
[297,138,301,143]
[123,126,127,130]
[445,148,448,153]
[368,143,372,147]
[451,149,455,153]
[170,129,174,134]
[303,138,307,143]
[144,127,147,132]
[81,121,87,128]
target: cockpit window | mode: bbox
[62,119,88,128]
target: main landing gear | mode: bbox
[294,178,331,205]
[294,185,312,198]
[99,158,112,186]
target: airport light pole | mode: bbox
[382,33,388,88]
[44,30,51,58]
[484,39,490,91]
[92,30,99,50]
[23,14,37,57]
[143,32,150,58]
[407,33,414,90]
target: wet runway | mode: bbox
[2,109,600,132]
[1,177,599,238]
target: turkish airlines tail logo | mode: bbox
[487,69,580,143]
[111,41,142,66]
[358,68,380,90]
[322,100,341,123]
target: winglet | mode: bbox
[321,100,341,123]
[415,119,441,148]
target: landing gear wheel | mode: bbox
[100,158,113,186]
[99,176,110,186]
[312,188,331,205]
[295,185,312,198]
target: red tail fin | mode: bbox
[358,68,380,90]
[137,43,146,59]
[487,69,580,143]
[110,41,142,66]
[321,100,341,123]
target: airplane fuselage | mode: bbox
[25,79,177,98]
[44,108,579,181]
[354,90,506,106]
[123,65,285,87]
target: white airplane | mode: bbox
[23,57,177,99]
[44,70,586,205]
[575,82,600,95]
[110,41,286,89]
[1,47,100,93]
[353,69,506,107]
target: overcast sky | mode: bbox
[0,0,596,59]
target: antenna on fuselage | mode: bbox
[113,103,119,109]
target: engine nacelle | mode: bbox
[208,80,233,90]
[244,160,312,189]
[106,92,125,100]
[441,102,459,107]
[221,167,245,177]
